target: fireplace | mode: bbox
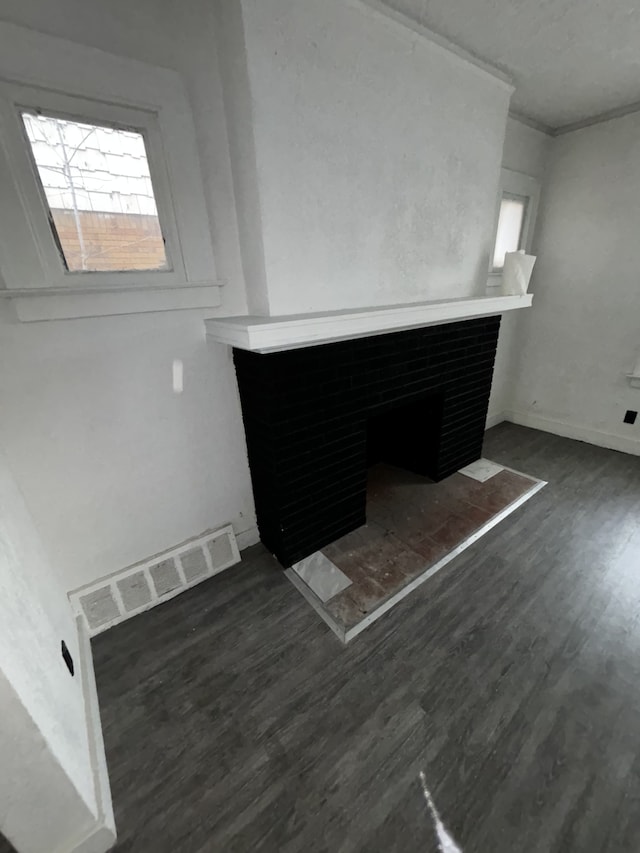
[366,392,445,477]
[233,316,501,567]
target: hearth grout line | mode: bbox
[285,475,547,645]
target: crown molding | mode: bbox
[553,99,640,137]
[511,100,640,138]
[351,6,640,140]
[349,0,514,93]
[508,109,554,137]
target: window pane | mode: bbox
[21,113,169,273]
[492,194,528,270]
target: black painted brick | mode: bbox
[234,317,501,566]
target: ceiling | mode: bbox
[381,0,640,131]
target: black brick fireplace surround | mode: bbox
[234,316,501,567]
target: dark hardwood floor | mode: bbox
[93,424,640,852]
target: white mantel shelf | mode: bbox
[205,294,533,353]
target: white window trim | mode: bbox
[4,90,185,289]
[488,167,540,287]
[0,22,223,320]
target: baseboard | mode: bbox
[71,616,116,853]
[485,410,506,429]
[64,526,261,850]
[235,525,260,550]
[504,409,640,457]
[70,826,117,853]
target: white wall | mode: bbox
[0,0,257,592]
[487,116,551,426]
[507,111,640,453]
[220,0,513,316]
[0,0,245,293]
[0,306,255,592]
[0,441,105,852]
[215,0,271,316]
[501,116,551,179]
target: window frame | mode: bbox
[488,168,540,283]
[5,88,185,289]
[0,21,221,320]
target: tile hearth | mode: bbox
[286,460,545,642]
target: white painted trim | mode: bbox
[0,281,224,298]
[70,525,240,636]
[508,100,640,139]
[508,110,554,137]
[553,99,640,137]
[0,83,188,292]
[286,476,546,644]
[504,409,640,457]
[235,525,261,551]
[7,283,223,321]
[205,294,533,352]
[485,410,507,429]
[349,0,514,92]
[489,168,541,276]
[0,22,218,320]
[70,616,117,853]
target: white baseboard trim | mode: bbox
[71,826,117,853]
[504,409,640,457]
[72,615,116,853]
[485,410,507,429]
[235,525,260,551]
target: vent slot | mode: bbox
[70,525,240,635]
[180,547,208,583]
[79,586,120,630]
[150,559,181,597]
[117,571,152,612]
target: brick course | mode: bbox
[234,316,501,567]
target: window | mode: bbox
[489,168,540,282]
[492,193,528,270]
[22,113,169,273]
[0,22,221,320]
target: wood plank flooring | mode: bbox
[92,424,640,852]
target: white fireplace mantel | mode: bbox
[205,294,533,353]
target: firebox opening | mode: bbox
[365,392,445,481]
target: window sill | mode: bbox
[0,281,224,321]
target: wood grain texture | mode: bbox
[92,424,640,852]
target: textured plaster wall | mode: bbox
[0,441,99,851]
[221,0,513,315]
[0,0,257,592]
[487,116,551,425]
[508,111,640,453]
